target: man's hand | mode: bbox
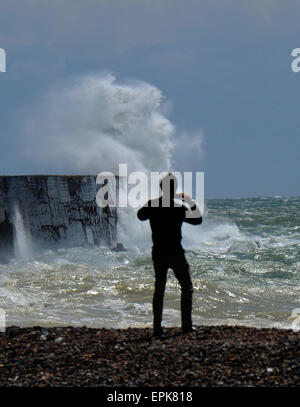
[179,193,202,224]
[180,193,196,208]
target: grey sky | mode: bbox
[0,0,299,197]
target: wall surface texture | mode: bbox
[0,175,117,261]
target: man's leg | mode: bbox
[172,254,194,332]
[152,257,168,334]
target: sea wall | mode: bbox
[0,175,118,261]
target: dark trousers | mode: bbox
[152,253,193,330]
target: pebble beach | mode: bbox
[0,325,299,387]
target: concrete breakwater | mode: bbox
[0,175,117,262]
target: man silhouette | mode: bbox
[137,173,202,336]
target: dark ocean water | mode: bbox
[1,197,299,331]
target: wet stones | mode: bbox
[0,325,299,387]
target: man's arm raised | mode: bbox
[137,201,150,221]
[181,193,202,225]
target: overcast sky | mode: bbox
[0,0,299,198]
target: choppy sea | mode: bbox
[0,197,299,330]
